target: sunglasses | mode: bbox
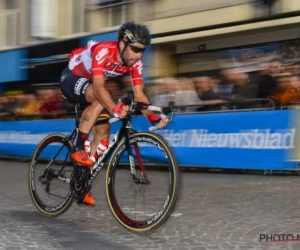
[128,44,146,54]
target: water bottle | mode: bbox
[84,139,92,158]
[90,139,109,162]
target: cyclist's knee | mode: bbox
[89,100,104,112]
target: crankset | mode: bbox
[70,167,91,200]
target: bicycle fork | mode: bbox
[129,144,150,185]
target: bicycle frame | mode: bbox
[52,100,172,188]
[88,116,139,186]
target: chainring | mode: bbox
[70,167,90,200]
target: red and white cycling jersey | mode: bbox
[68,41,143,85]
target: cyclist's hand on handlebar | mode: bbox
[157,115,169,129]
[147,114,169,129]
[112,103,129,119]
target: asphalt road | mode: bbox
[1,160,300,250]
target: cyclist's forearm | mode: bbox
[135,95,150,104]
[137,93,151,116]
[135,95,152,117]
[93,86,116,111]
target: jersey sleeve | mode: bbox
[130,60,143,86]
[91,46,109,77]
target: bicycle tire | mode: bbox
[28,133,74,217]
[106,132,179,232]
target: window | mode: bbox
[0,10,20,48]
[30,0,57,38]
[110,5,123,26]
[72,0,85,33]
[5,0,20,9]
[6,11,19,45]
[86,0,135,29]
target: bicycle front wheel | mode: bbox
[28,133,74,217]
[106,132,179,232]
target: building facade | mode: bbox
[0,0,300,77]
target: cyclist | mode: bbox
[60,22,169,205]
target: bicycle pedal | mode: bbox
[73,162,86,168]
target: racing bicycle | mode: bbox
[28,98,179,232]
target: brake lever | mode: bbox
[168,101,175,125]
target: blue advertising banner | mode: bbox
[0,111,299,170]
[0,49,28,83]
[137,110,298,170]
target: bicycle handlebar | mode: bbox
[147,105,173,131]
[108,99,174,131]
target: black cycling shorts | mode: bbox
[60,67,110,118]
[60,67,91,104]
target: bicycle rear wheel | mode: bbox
[106,132,179,232]
[28,134,74,217]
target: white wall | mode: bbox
[150,2,258,35]
[153,0,260,19]
[272,0,300,13]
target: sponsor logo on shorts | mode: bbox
[74,78,89,95]
[82,82,89,94]
[60,74,67,82]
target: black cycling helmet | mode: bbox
[118,22,151,46]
